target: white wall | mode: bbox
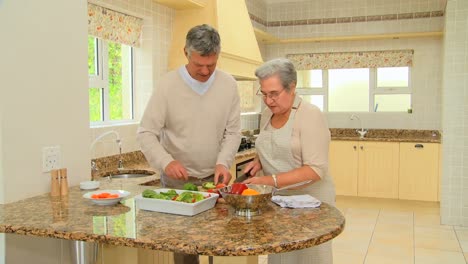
[440,0,468,226]
[0,0,89,262]
[0,0,89,201]
[89,0,174,159]
[254,0,444,130]
[0,106,4,264]
[265,37,442,130]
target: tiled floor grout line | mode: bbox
[453,226,467,264]
[362,208,381,264]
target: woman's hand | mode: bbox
[243,175,274,186]
[243,158,262,176]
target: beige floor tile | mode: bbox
[455,228,468,240]
[415,226,457,240]
[415,247,466,264]
[414,226,460,252]
[377,210,414,225]
[374,222,414,233]
[371,230,414,247]
[335,229,373,242]
[415,237,461,252]
[333,239,370,255]
[365,243,414,264]
[414,212,449,228]
[458,240,468,253]
[333,251,366,264]
[364,254,414,264]
[464,252,468,261]
[367,242,414,257]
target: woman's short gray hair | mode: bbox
[255,58,297,91]
[185,24,221,57]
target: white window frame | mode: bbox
[297,67,411,113]
[372,67,412,112]
[88,37,136,126]
[296,70,329,111]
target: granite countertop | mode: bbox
[330,128,441,143]
[0,176,345,256]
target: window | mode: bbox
[373,67,411,112]
[329,68,369,112]
[296,67,410,113]
[296,70,326,111]
[88,36,134,125]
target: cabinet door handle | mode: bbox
[353,146,357,150]
[415,144,424,149]
[360,146,364,150]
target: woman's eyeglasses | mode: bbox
[256,89,285,101]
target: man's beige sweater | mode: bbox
[137,70,241,178]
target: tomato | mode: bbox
[215,183,226,189]
[230,183,248,195]
[207,189,220,195]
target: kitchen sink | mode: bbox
[110,173,152,179]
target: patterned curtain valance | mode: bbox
[88,3,143,47]
[287,50,414,70]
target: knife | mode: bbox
[234,170,252,183]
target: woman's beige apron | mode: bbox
[255,96,333,264]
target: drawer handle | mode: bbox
[415,144,424,148]
[360,146,364,150]
[353,146,357,150]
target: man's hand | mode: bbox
[214,164,231,185]
[164,160,188,180]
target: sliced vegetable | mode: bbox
[183,183,198,191]
[230,183,248,195]
[202,182,216,189]
[215,183,226,189]
[207,188,220,195]
[90,192,119,199]
[141,189,207,203]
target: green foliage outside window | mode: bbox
[88,36,131,123]
[108,42,123,121]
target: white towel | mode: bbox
[271,195,321,208]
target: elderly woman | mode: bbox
[243,58,335,264]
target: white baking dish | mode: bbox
[134,188,219,216]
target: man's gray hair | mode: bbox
[185,24,221,57]
[255,58,297,91]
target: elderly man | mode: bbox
[137,24,241,264]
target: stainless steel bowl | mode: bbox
[218,184,274,217]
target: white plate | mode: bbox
[83,189,130,206]
[135,188,218,216]
[80,180,100,190]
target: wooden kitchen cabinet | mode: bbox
[329,141,359,196]
[358,142,399,199]
[329,141,399,199]
[399,142,440,201]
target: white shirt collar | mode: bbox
[178,66,216,95]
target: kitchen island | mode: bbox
[0,175,345,261]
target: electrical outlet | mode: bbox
[42,146,61,172]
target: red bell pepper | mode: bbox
[230,183,248,195]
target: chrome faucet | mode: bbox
[90,130,124,173]
[350,114,368,139]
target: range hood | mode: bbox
[167,0,263,80]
